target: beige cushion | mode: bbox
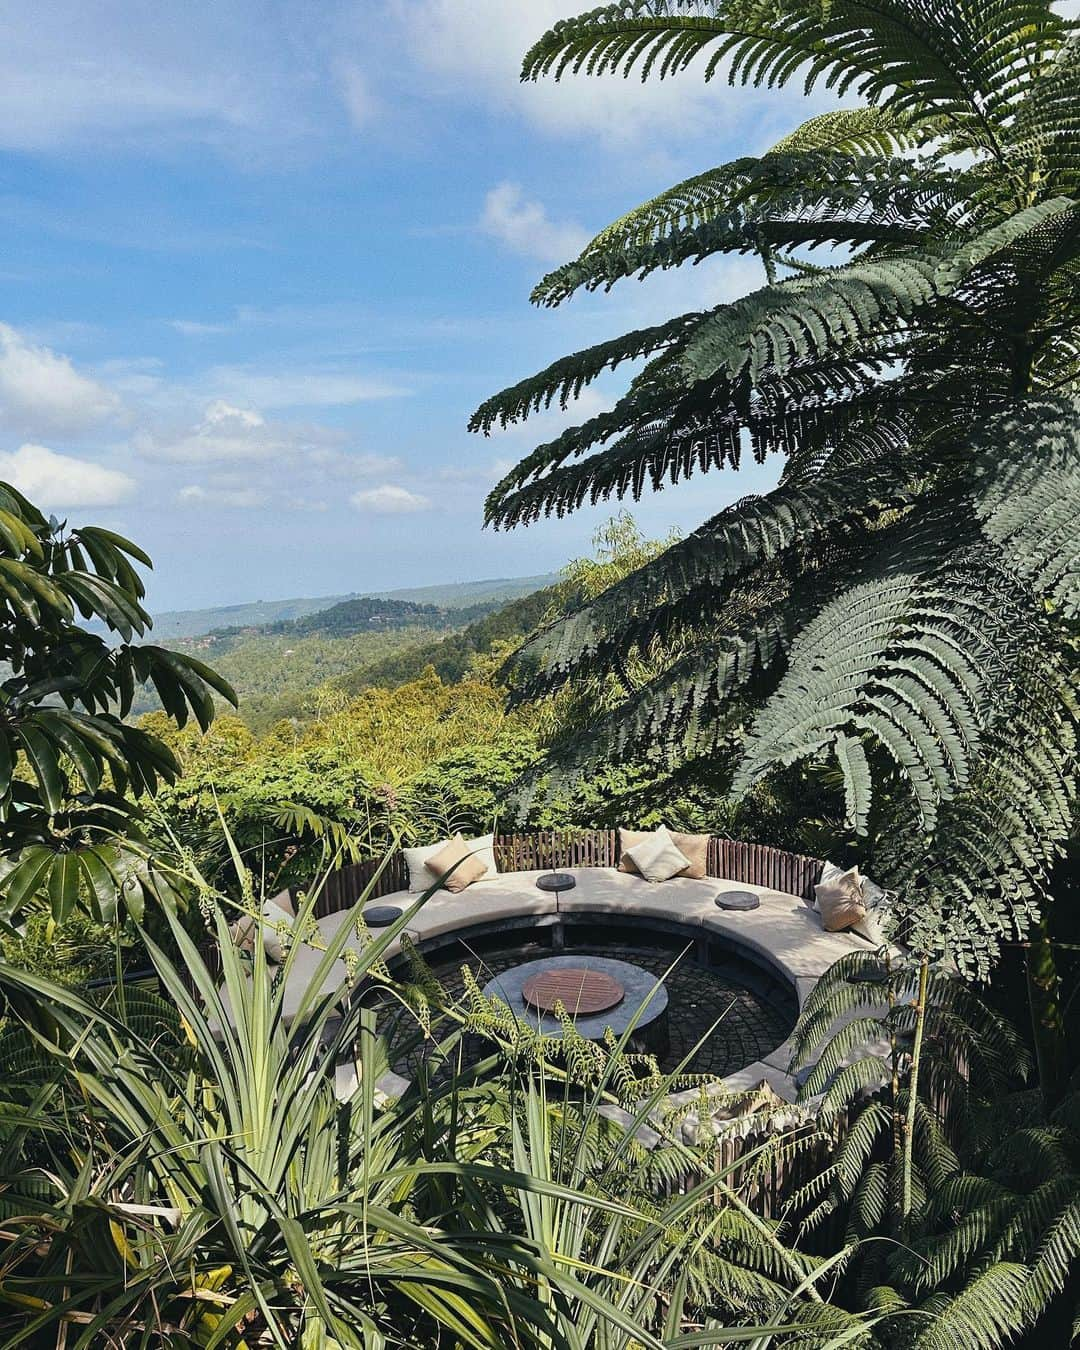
[425,833,488,893]
[619,826,708,880]
[814,867,867,933]
[231,891,295,962]
[670,831,709,880]
[623,832,692,884]
[815,862,889,943]
[405,835,494,890]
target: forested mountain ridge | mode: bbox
[267,596,450,637]
[265,594,518,639]
[138,574,559,640]
[335,586,559,694]
[130,585,560,731]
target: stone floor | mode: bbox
[379,926,797,1079]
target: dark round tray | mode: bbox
[716,890,761,911]
[364,904,404,926]
[536,872,577,892]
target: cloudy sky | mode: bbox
[2,1,827,610]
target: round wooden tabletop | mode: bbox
[521,966,625,1015]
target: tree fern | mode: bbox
[474,0,1080,977]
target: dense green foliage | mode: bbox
[0,859,866,1348]
[0,484,235,925]
[336,586,558,695]
[150,626,441,729]
[786,950,1080,1344]
[475,0,1080,980]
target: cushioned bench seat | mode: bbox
[269,865,868,1026]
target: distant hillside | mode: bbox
[267,596,447,638]
[144,574,559,641]
[362,575,557,608]
[336,586,559,694]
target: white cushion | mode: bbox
[231,889,294,960]
[404,834,495,890]
[260,897,295,962]
[404,840,450,891]
[815,861,889,945]
[470,832,498,878]
[624,832,692,883]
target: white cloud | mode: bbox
[0,443,134,507]
[351,484,431,514]
[308,447,403,478]
[208,365,407,409]
[0,322,121,434]
[178,482,266,509]
[135,400,346,464]
[169,318,234,337]
[480,182,589,263]
[336,60,379,129]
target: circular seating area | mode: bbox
[274,833,876,1106]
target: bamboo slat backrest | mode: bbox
[313,830,824,917]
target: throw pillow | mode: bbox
[670,831,709,879]
[619,826,709,879]
[231,894,295,962]
[260,899,295,962]
[404,839,451,891]
[617,826,658,873]
[231,889,294,957]
[470,832,499,878]
[425,833,488,894]
[814,867,868,933]
[815,861,890,944]
[405,835,494,891]
[623,832,693,884]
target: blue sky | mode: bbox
[1,1,827,611]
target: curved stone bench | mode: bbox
[280,866,872,1105]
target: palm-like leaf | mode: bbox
[0,484,236,923]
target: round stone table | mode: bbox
[482,954,669,1054]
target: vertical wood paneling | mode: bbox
[313,831,826,914]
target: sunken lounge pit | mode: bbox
[380,920,796,1079]
[298,831,876,1103]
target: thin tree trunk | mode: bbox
[1026,912,1068,1109]
[900,956,930,1235]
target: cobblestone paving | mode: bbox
[382,933,796,1079]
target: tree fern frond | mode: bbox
[504,456,913,685]
[914,1261,1032,1350]
[532,155,974,306]
[523,1,1069,149]
[678,202,1075,388]
[469,311,700,434]
[972,393,1080,616]
[768,108,922,156]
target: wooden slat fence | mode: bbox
[312,831,824,915]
